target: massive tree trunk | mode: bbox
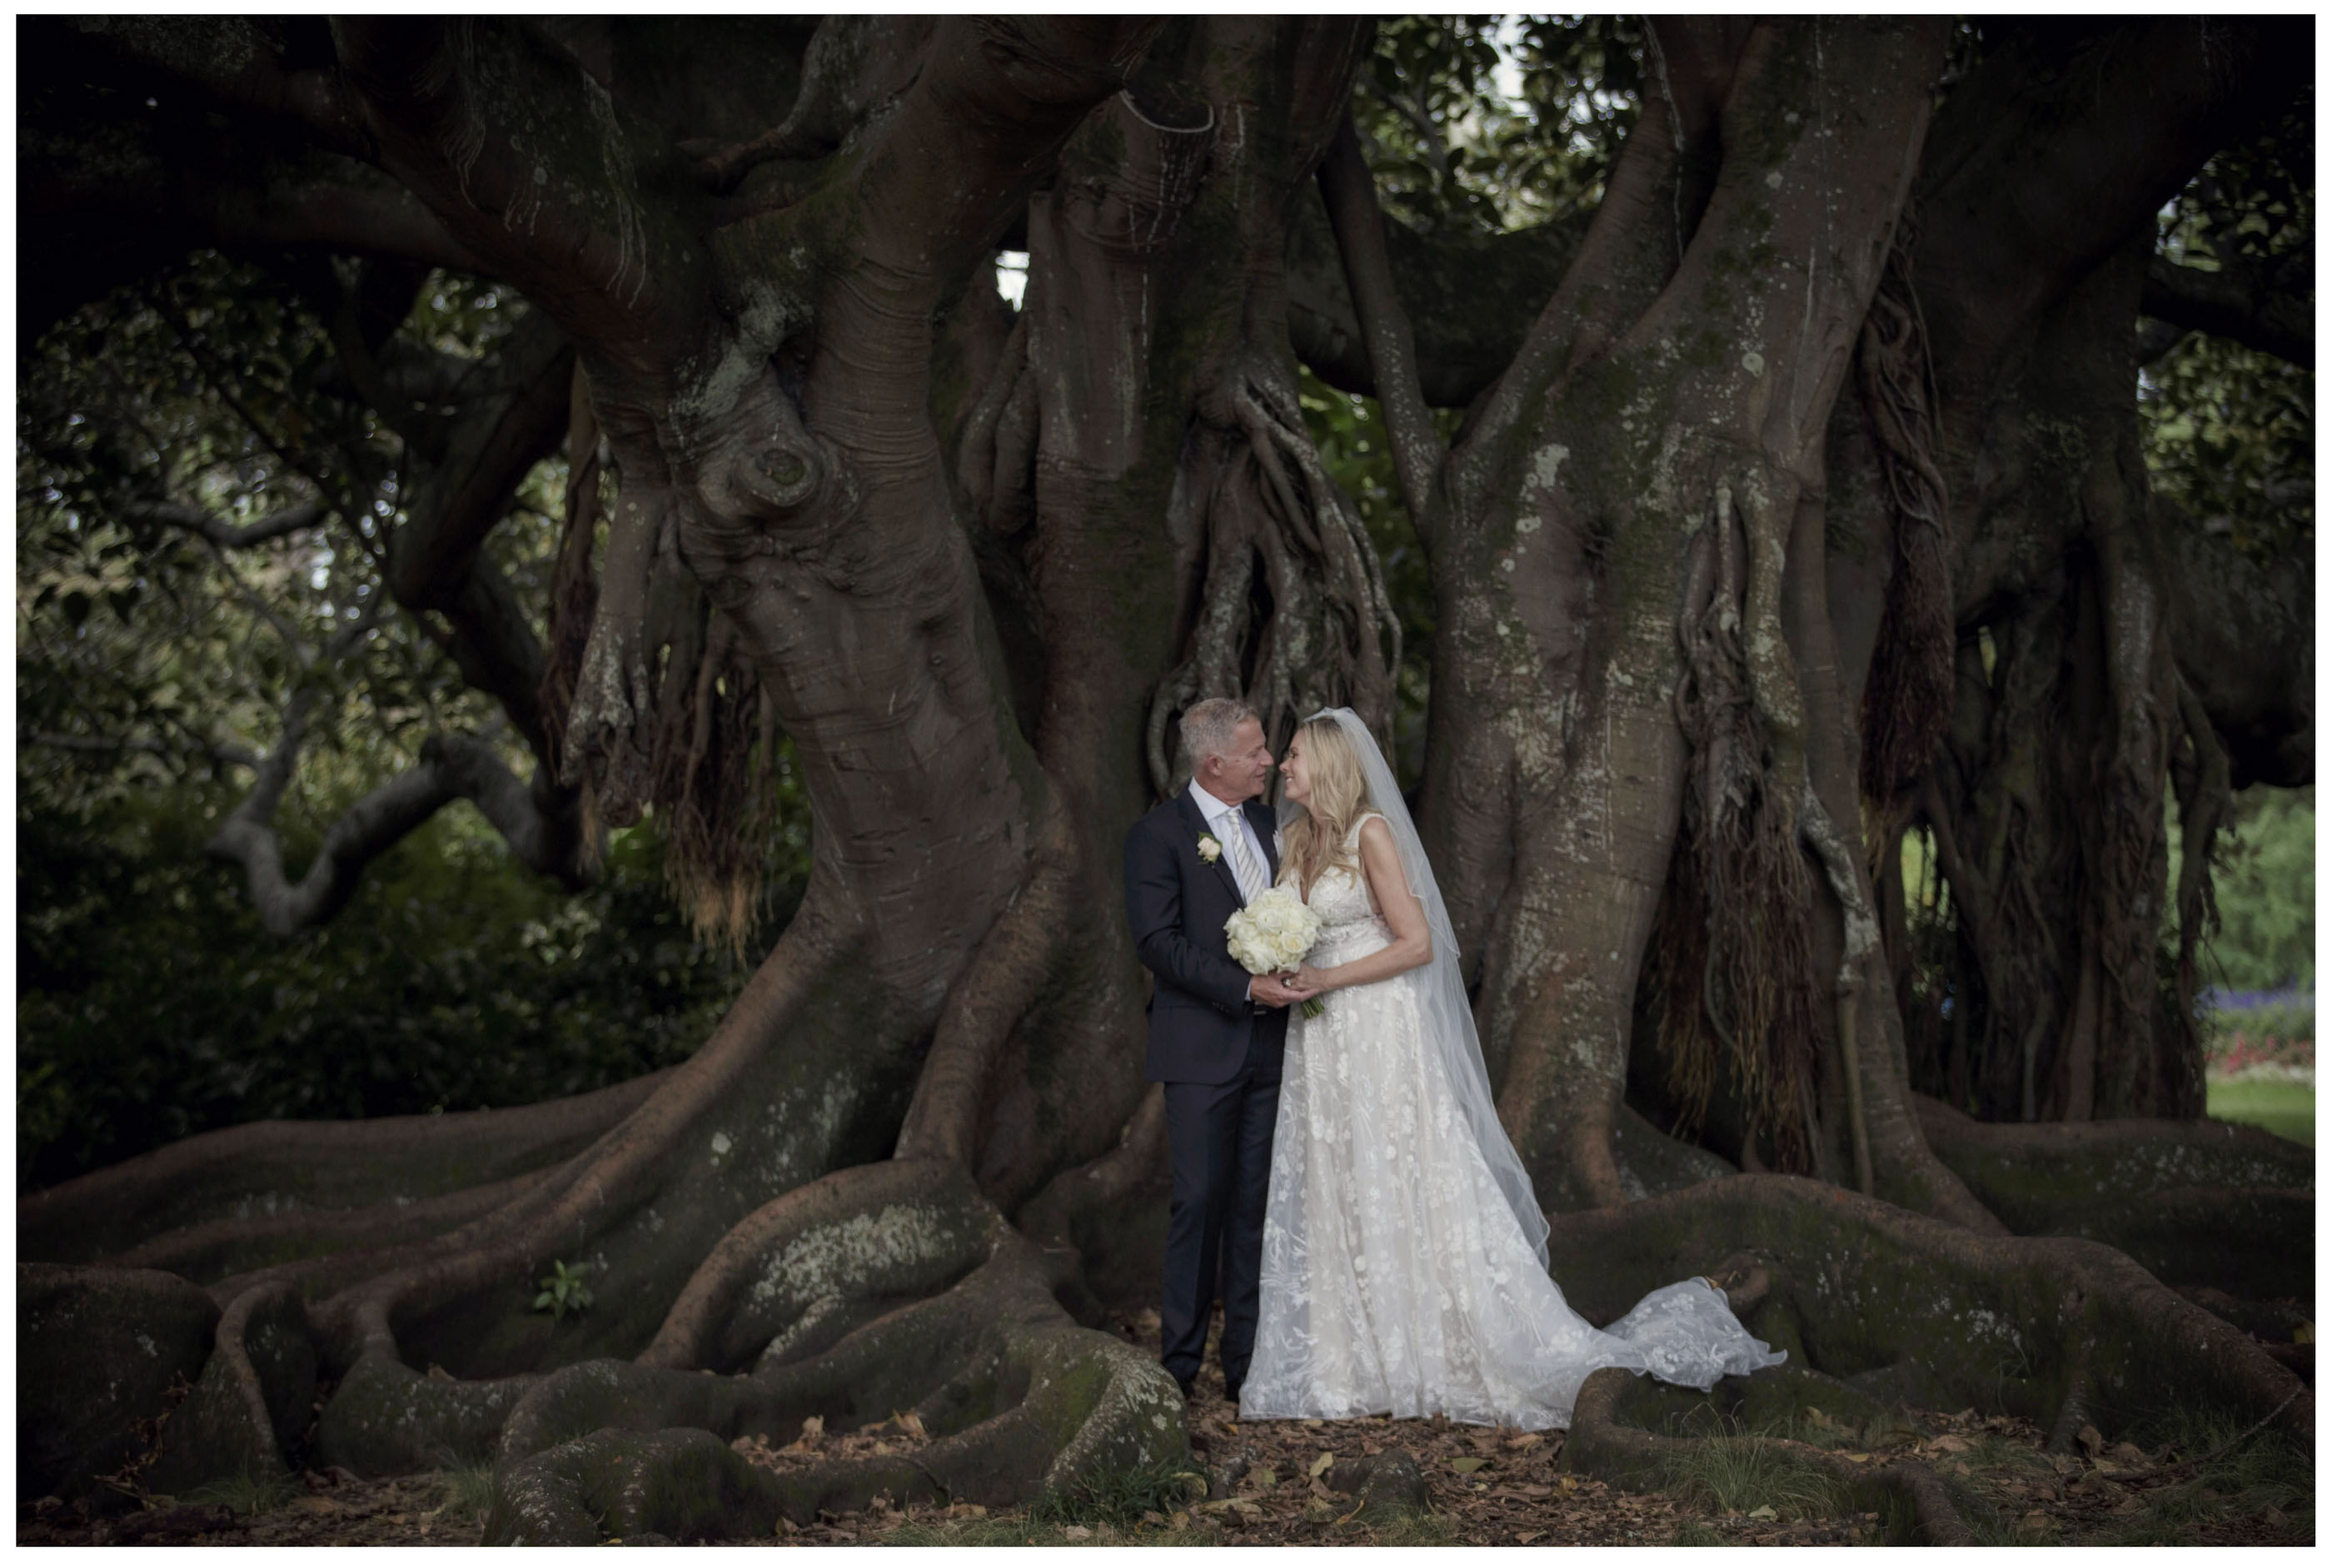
[17,15,2312,1537]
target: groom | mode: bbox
[1123,698,1311,1402]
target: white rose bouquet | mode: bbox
[1225,887,1325,1018]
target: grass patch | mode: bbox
[179,1465,302,1517]
[2090,1410,2315,1546]
[1958,1431,2056,1479]
[1348,1508,1457,1546]
[1669,1518,1729,1545]
[433,1460,498,1524]
[1027,1456,1209,1529]
[2206,1078,2315,1144]
[879,1516,1221,1547]
[1657,1436,1851,1521]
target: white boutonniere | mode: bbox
[1196,834,1223,864]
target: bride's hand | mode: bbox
[1293,963,1333,995]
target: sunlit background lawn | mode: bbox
[2207,1078,2315,1146]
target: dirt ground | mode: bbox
[17,1307,2310,1548]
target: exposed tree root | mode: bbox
[314,1354,541,1475]
[1912,1095,2314,1299]
[299,914,847,1371]
[1539,1175,2312,1451]
[640,1159,1002,1372]
[1017,1084,1172,1317]
[892,802,1080,1173]
[107,1168,555,1287]
[481,1234,1185,1544]
[147,1281,316,1491]
[18,1264,219,1506]
[1564,1365,1974,1544]
[17,1072,667,1267]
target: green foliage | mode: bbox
[2200,787,2315,991]
[1357,17,1641,236]
[532,1260,596,1323]
[2141,88,2312,559]
[17,254,811,1188]
[17,254,551,859]
[2140,336,2312,558]
[17,784,787,1188]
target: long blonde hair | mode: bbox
[1279,717,1375,894]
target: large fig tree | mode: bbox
[17,16,2312,1542]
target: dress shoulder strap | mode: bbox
[1345,810,1386,845]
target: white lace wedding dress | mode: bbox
[1239,814,1786,1430]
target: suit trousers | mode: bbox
[1159,1042,1281,1390]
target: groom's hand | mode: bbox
[1251,974,1312,1008]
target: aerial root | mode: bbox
[1145,358,1398,794]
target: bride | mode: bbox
[1239,709,1786,1430]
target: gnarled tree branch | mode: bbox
[2142,255,2312,368]
[124,497,327,550]
[210,718,589,936]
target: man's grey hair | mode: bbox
[1179,697,1259,774]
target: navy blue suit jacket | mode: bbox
[1124,789,1289,1086]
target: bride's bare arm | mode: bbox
[1295,818,1433,993]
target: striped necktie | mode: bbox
[1223,808,1263,903]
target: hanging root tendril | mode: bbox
[1146,360,1399,791]
[544,469,789,956]
[1652,488,1826,1172]
[1855,211,1954,809]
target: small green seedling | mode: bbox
[534,1259,595,1322]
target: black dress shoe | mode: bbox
[1176,1375,1197,1401]
[1223,1381,1243,1404]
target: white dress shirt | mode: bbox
[1188,778,1273,903]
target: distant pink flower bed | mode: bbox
[2207,1032,2315,1076]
